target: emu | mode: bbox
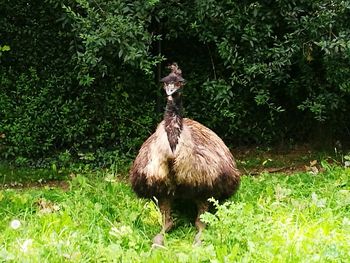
[130,63,240,247]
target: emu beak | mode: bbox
[165,83,177,96]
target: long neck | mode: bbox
[164,94,183,152]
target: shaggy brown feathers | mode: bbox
[130,118,240,200]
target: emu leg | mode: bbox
[152,199,173,248]
[194,200,209,246]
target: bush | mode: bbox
[0,0,160,164]
[158,0,350,144]
[0,67,157,164]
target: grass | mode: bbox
[1,156,350,262]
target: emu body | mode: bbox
[130,64,240,246]
[131,118,239,200]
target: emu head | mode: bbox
[160,63,185,96]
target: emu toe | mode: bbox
[152,234,165,249]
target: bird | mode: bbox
[130,63,240,247]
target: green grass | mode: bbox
[1,162,350,262]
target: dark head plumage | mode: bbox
[160,63,185,83]
[161,63,185,96]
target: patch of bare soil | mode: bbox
[0,180,70,191]
[232,144,340,176]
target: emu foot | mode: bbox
[193,231,202,246]
[152,233,165,249]
[193,200,208,246]
[193,213,206,247]
[151,198,173,249]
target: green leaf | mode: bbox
[1,45,10,51]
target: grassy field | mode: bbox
[1,152,350,262]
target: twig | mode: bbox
[207,44,217,80]
[123,117,152,135]
[245,166,292,176]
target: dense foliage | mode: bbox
[1,0,350,164]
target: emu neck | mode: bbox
[164,95,183,152]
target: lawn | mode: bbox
[1,152,350,262]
